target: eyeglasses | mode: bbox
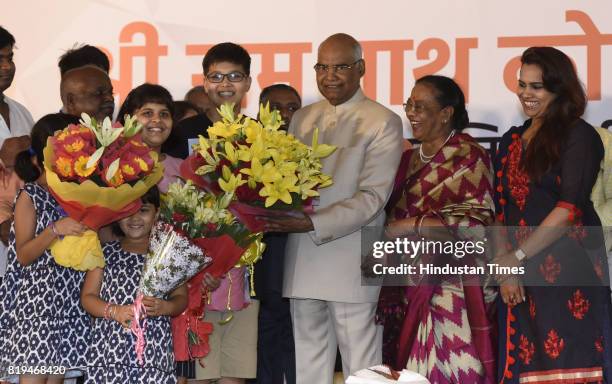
[313,59,362,74]
[206,71,246,83]
[402,100,429,114]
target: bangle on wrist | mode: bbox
[50,222,60,238]
[415,215,427,238]
[103,303,112,319]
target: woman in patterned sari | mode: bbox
[494,47,612,384]
[376,75,497,383]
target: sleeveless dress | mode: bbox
[0,183,90,381]
[85,241,176,383]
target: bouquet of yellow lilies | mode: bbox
[43,113,163,271]
[181,102,335,231]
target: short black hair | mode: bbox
[173,100,200,121]
[415,75,469,132]
[140,185,161,208]
[117,83,175,125]
[58,44,110,76]
[202,42,251,76]
[15,113,80,182]
[259,84,301,105]
[0,26,15,50]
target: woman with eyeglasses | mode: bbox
[493,47,611,383]
[376,75,497,383]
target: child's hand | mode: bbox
[142,296,170,317]
[112,304,134,328]
[201,272,222,293]
[54,217,87,236]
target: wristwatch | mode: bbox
[514,248,527,262]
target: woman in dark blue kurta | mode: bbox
[494,47,611,384]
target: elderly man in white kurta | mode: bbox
[261,33,403,383]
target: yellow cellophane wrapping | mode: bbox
[50,230,104,271]
[237,233,266,296]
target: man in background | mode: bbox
[58,44,110,76]
[0,25,34,283]
[60,66,114,122]
[251,84,302,384]
[185,85,212,117]
[259,84,301,131]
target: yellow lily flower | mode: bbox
[241,158,282,184]
[208,121,240,139]
[243,118,264,143]
[258,102,283,131]
[310,127,336,158]
[223,141,240,165]
[218,165,246,194]
[259,175,299,207]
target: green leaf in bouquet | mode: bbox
[188,329,200,346]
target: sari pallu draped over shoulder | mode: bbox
[379,133,497,383]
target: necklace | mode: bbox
[419,130,455,163]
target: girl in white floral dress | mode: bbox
[81,186,187,383]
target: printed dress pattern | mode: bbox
[86,241,176,384]
[0,183,90,379]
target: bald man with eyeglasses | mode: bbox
[257,33,404,384]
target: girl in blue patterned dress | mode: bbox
[0,113,91,384]
[81,186,187,383]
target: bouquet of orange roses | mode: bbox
[43,113,163,271]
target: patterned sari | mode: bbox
[377,133,497,383]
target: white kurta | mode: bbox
[283,88,403,383]
[0,95,34,150]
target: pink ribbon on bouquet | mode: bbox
[130,292,148,365]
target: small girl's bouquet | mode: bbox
[150,181,264,362]
[181,102,336,232]
[131,215,214,365]
[43,113,163,271]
